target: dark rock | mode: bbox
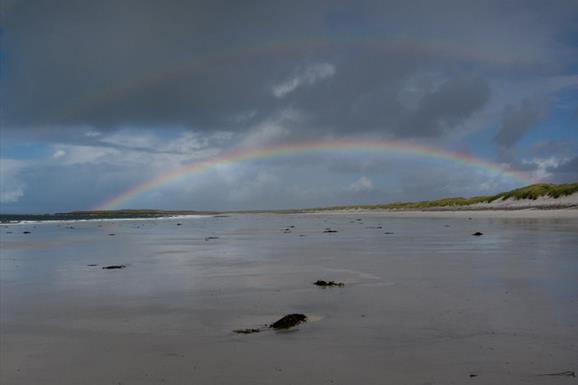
[472,232,483,236]
[102,265,126,270]
[269,314,307,329]
[323,228,338,233]
[22,231,31,234]
[289,225,295,228]
[108,233,116,236]
[366,226,383,229]
[384,232,394,235]
[314,280,344,287]
[87,264,98,267]
[469,374,478,378]
[176,223,182,226]
[233,328,261,334]
[205,236,219,241]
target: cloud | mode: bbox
[0,159,27,203]
[239,109,300,147]
[522,157,565,180]
[1,1,577,212]
[349,176,374,192]
[528,139,578,159]
[493,98,548,149]
[398,76,491,137]
[3,0,576,141]
[272,63,336,98]
[545,156,578,182]
[52,150,66,159]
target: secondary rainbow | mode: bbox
[54,38,518,124]
[94,139,537,210]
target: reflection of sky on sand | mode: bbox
[1,214,577,384]
[2,214,576,301]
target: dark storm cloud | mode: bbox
[2,0,577,141]
[493,98,548,149]
[547,157,578,183]
[528,139,578,158]
[397,76,490,137]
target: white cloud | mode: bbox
[99,130,159,149]
[522,156,567,180]
[240,108,302,147]
[0,159,27,203]
[52,149,66,159]
[50,145,117,165]
[272,63,336,98]
[349,176,374,192]
[84,130,102,137]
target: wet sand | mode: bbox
[1,213,577,384]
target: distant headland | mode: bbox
[1,182,577,222]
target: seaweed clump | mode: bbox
[269,314,307,329]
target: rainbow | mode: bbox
[94,139,537,210]
[54,38,520,124]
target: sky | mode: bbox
[1,0,577,213]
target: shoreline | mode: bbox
[2,207,577,224]
[0,214,209,226]
[302,207,578,218]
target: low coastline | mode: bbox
[3,184,577,223]
[306,193,578,218]
[306,207,578,219]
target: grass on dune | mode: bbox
[300,182,578,212]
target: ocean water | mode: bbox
[1,214,577,384]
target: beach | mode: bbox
[313,208,578,218]
[1,211,577,384]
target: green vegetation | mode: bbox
[487,183,578,201]
[1,183,576,222]
[236,182,578,213]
